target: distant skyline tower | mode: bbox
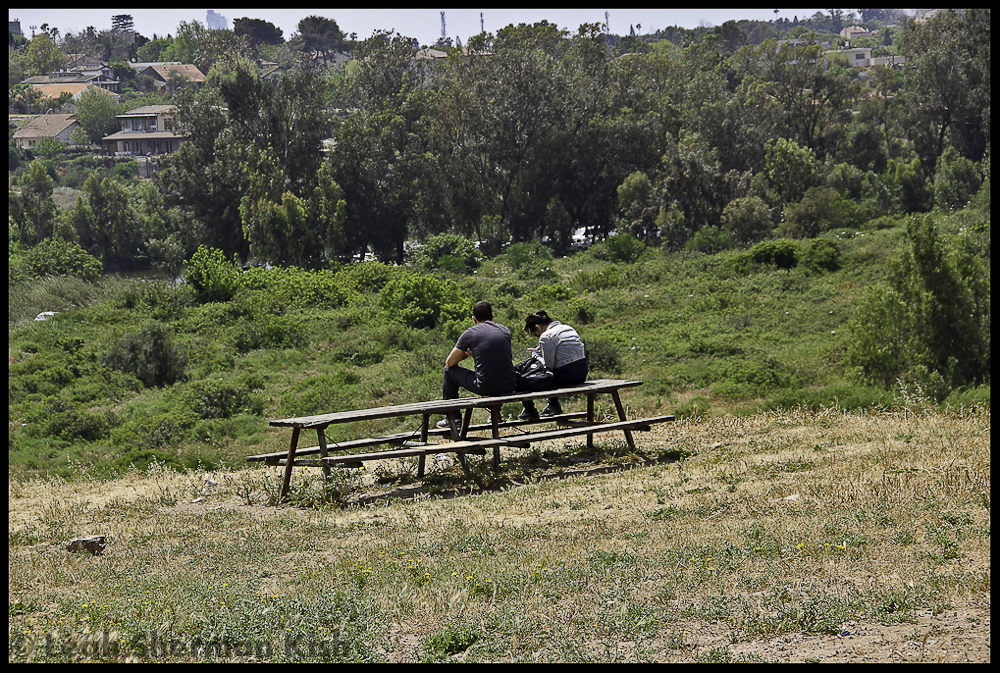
[480,12,484,33]
[440,11,446,40]
[206,9,227,30]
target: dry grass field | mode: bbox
[8,403,990,662]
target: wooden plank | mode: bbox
[503,415,675,448]
[268,379,644,429]
[319,439,504,466]
[247,431,420,462]
[250,411,588,463]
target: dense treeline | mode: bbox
[10,10,989,266]
[153,9,989,266]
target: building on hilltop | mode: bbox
[136,64,205,91]
[101,105,187,156]
[12,114,81,150]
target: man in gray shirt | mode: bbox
[439,301,516,428]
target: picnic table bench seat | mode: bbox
[255,379,673,499]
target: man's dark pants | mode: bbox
[443,365,512,400]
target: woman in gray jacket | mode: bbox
[517,310,589,421]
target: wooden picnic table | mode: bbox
[248,379,673,499]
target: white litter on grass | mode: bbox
[35,312,58,321]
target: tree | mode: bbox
[111,15,134,33]
[156,86,252,261]
[31,136,66,159]
[616,171,658,242]
[763,137,817,206]
[735,38,860,157]
[721,195,773,244]
[430,27,570,243]
[158,56,330,261]
[67,173,144,270]
[24,32,66,75]
[160,20,210,66]
[297,15,344,64]
[331,31,429,262]
[136,37,172,62]
[780,186,863,238]
[234,17,284,47]
[846,215,990,393]
[73,86,125,144]
[240,151,346,267]
[933,147,983,211]
[900,8,990,169]
[9,161,58,246]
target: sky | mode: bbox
[9,8,831,46]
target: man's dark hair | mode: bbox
[472,301,494,322]
[524,310,553,333]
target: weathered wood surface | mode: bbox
[259,379,667,499]
[267,379,642,429]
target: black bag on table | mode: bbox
[514,354,554,392]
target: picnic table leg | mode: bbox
[317,429,331,479]
[418,414,429,478]
[280,426,300,500]
[587,393,596,450]
[489,405,501,469]
[610,390,637,452]
[461,408,473,439]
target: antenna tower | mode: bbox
[441,12,446,40]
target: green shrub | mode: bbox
[9,237,103,284]
[595,233,647,263]
[420,626,480,659]
[569,297,594,324]
[182,380,261,419]
[933,147,982,211]
[494,241,556,280]
[184,246,241,303]
[800,238,841,273]
[530,283,573,305]
[570,266,626,292]
[411,233,482,273]
[379,273,471,329]
[781,186,864,238]
[335,260,396,293]
[100,323,187,387]
[845,215,989,391]
[499,241,553,269]
[674,395,711,418]
[721,195,774,244]
[27,397,119,441]
[716,357,795,398]
[112,447,204,472]
[685,225,734,254]
[944,385,990,408]
[731,239,799,273]
[237,266,349,308]
[232,315,308,353]
[759,384,898,412]
[585,338,623,375]
[111,413,187,449]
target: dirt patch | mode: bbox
[712,600,990,663]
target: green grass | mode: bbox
[7,213,989,480]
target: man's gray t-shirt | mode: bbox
[454,321,516,394]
